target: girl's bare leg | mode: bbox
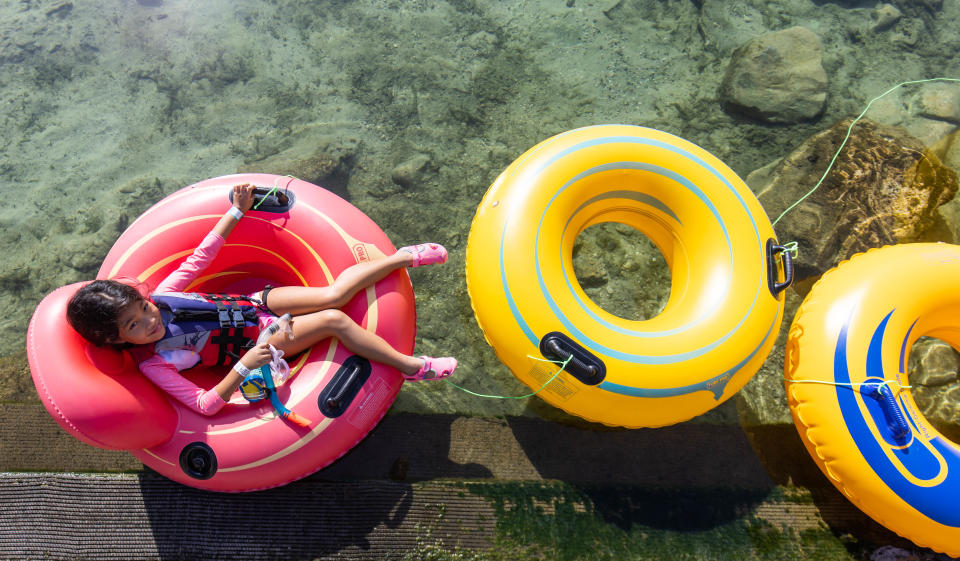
[264,252,414,316]
[268,308,422,375]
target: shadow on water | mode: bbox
[505,415,773,489]
[504,404,913,548]
[503,410,778,532]
[332,410,806,531]
[316,412,495,481]
[315,410,781,530]
[572,486,771,533]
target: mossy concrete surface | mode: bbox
[2,407,953,560]
[0,472,923,561]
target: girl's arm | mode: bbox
[139,355,229,416]
[211,183,255,240]
[153,184,256,294]
[138,342,273,416]
[213,342,273,402]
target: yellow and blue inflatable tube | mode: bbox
[786,243,960,557]
[466,124,790,427]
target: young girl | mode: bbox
[66,183,457,416]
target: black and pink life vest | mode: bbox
[152,292,265,367]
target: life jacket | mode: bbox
[152,292,264,367]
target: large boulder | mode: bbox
[719,27,828,124]
[861,81,960,241]
[749,118,958,284]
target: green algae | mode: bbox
[448,482,871,561]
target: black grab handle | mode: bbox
[539,331,605,386]
[318,356,372,418]
[326,363,362,412]
[766,238,794,297]
[229,186,296,213]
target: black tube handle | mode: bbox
[766,239,795,297]
[228,185,296,213]
[318,356,372,418]
[545,339,598,379]
[538,332,605,386]
[326,363,362,412]
[253,186,289,207]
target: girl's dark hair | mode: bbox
[66,280,144,347]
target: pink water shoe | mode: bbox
[404,356,457,381]
[399,243,448,267]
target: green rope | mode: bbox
[782,241,798,258]
[252,186,277,209]
[252,175,295,210]
[772,77,960,227]
[444,354,574,399]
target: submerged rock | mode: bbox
[390,153,432,190]
[696,0,769,56]
[571,223,670,323]
[719,27,827,124]
[870,4,902,32]
[862,83,960,243]
[238,130,360,200]
[909,337,960,443]
[911,337,960,387]
[865,82,960,148]
[912,82,960,124]
[750,118,958,283]
[889,0,943,17]
[935,130,960,183]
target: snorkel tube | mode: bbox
[240,314,312,428]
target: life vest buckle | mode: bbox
[218,308,231,328]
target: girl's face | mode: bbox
[114,298,165,345]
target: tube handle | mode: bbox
[325,362,363,412]
[766,239,795,297]
[867,383,910,439]
[229,186,296,213]
[538,331,605,386]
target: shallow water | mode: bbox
[3,0,960,428]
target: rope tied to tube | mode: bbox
[444,354,574,399]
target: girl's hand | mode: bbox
[238,342,273,371]
[233,183,256,213]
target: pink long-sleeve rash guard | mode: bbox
[128,232,230,416]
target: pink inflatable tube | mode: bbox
[27,174,415,492]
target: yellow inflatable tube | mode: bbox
[466,124,791,427]
[786,243,960,557]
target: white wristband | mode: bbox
[227,206,244,220]
[233,363,251,378]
